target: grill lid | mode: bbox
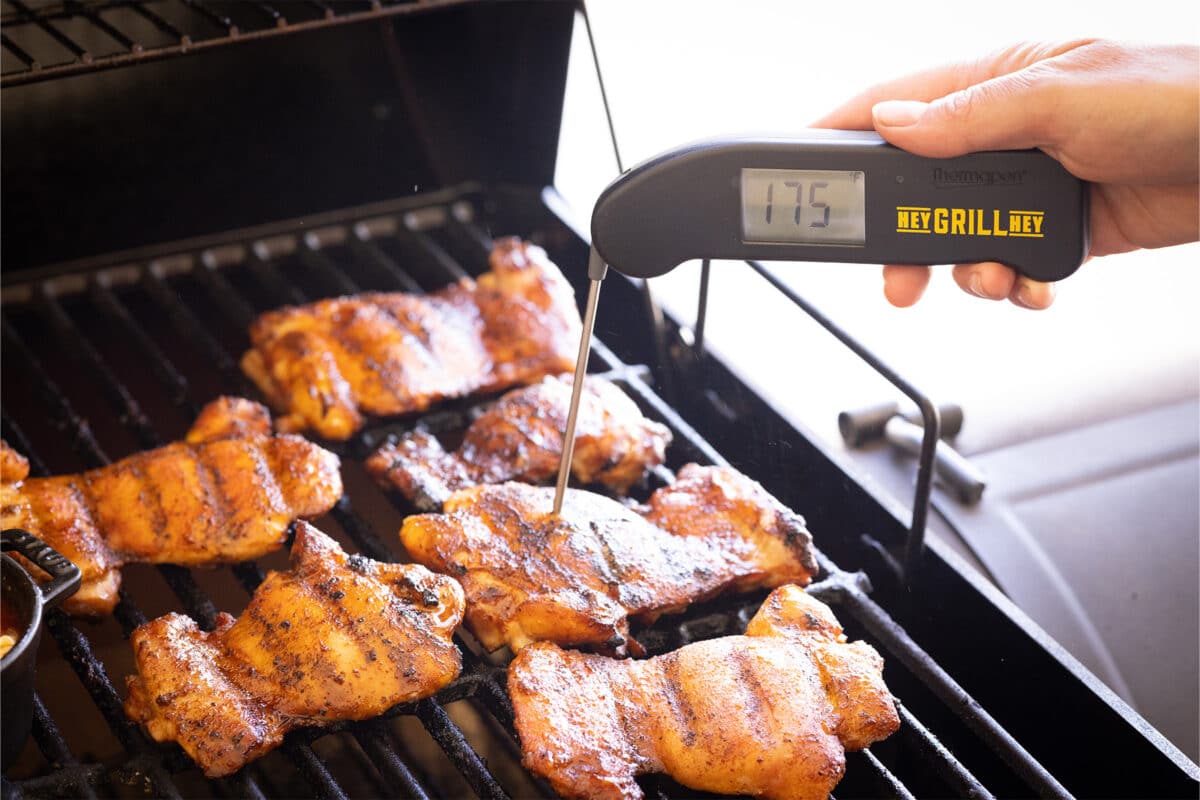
[1,0,577,274]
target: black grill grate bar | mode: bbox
[857,749,917,800]
[406,227,472,281]
[66,0,143,53]
[247,249,307,306]
[351,236,425,293]
[128,2,191,46]
[300,244,362,296]
[821,568,1070,799]
[1,33,38,68]
[0,408,50,481]
[33,287,222,628]
[181,0,238,36]
[91,274,196,412]
[252,2,287,27]
[895,705,995,800]
[223,769,270,800]
[443,210,496,257]
[415,699,509,800]
[36,285,161,450]
[2,315,110,466]
[0,0,448,86]
[42,608,184,800]
[339,734,394,798]
[281,740,349,800]
[29,693,102,800]
[142,264,253,394]
[356,721,434,800]
[232,561,268,594]
[1,766,105,799]
[6,0,91,60]
[195,254,265,327]
[329,495,396,566]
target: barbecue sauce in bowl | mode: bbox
[0,593,23,660]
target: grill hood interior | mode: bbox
[1,0,576,275]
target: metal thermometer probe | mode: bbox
[551,129,1089,515]
[552,248,608,515]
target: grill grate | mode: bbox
[1,0,492,86]
[0,0,469,87]
[0,188,1085,799]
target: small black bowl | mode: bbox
[2,529,82,770]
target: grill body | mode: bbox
[2,2,1198,798]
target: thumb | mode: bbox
[871,72,1053,158]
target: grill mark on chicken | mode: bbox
[659,653,697,748]
[400,467,817,655]
[509,585,900,800]
[0,399,342,616]
[67,474,110,568]
[241,238,581,440]
[248,442,287,527]
[367,375,671,510]
[193,449,230,536]
[587,519,634,596]
[124,522,465,776]
[134,455,172,551]
[729,646,771,747]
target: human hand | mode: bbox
[814,40,1199,309]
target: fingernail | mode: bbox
[873,100,929,127]
[1016,281,1056,309]
[967,272,986,298]
[1015,283,1035,308]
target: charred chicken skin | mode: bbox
[509,584,900,800]
[366,375,672,510]
[240,238,582,440]
[0,398,342,616]
[399,464,817,655]
[125,522,465,778]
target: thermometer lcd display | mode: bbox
[741,168,866,245]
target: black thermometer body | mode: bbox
[591,130,1089,283]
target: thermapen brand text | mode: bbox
[932,168,1028,186]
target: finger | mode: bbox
[881,265,932,307]
[812,39,1096,132]
[871,67,1063,159]
[1009,277,1057,309]
[951,263,1018,301]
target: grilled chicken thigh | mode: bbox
[366,375,672,510]
[125,522,465,777]
[399,464,817,654]
[509,584,900,800]
[240,238,582,440]
[0,398,342,616]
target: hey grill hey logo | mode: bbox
[896,206,1045,238]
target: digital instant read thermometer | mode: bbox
[552,130,1090,512]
